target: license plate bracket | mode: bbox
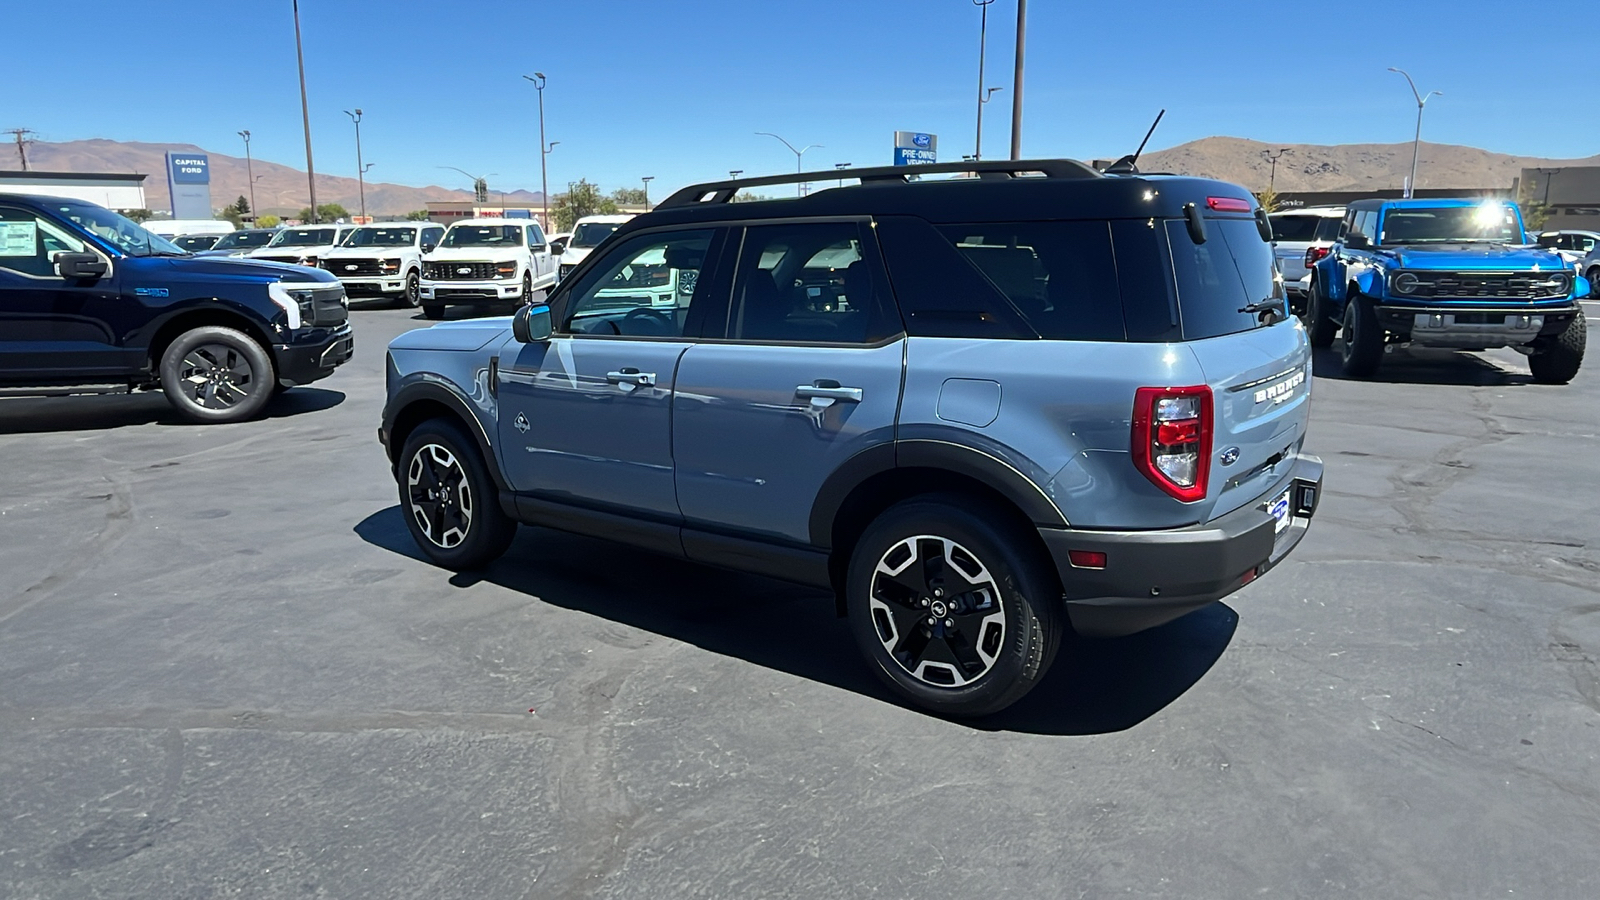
[1270,488,1292,534]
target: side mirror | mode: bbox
[1345,234,1370,250]
[512,303,553,343]
[421,243,436,253]
[56,252,108,280]
[531,243,547,253]
[549,239,567,256]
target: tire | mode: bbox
[397,418,516,570]
[401,269,421,308]
[1303,277,1337,348]
[521,272,532,303]
[1586,267,1600,296]
[158,325,275,424]
[1528,308,1586,385]
[846,495,1063,717]
[422,303,445,320]
[1339,293,1384,377]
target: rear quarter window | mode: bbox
[1164,217,1282,340]
[937,222,1126,341]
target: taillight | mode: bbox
[1131,385,1213,502]
[1206,196,1253,213]
[1304,246,1331,268]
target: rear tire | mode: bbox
[1528,309,1586,384]
[397,419,516,570]
[1303,277,1337,348]
[422,303,445,320]
[1340,293,1383,377]
[159,325,275,424]
[846,495,1063,717]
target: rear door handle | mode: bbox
[795,380,863,402]
[606,367,656,386]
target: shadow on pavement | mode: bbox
[0,387,345,434]
[1312,345,1531,386]
[354,504,1234,736]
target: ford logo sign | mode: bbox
[1219,447,1241,466]
[344,264,357,271]
[458,267,472,274]
[912,133,931,148]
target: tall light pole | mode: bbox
[292,0,319,222]
[641,176,654,211]
[835,162,851,188]
[343,108,366,220]
[1388,67,1441,199]
[439,167,495,206]
[1536,167,1562,206]
[523,73,550,230]
[1010,0,1027,159]
[729,169,743,181]
[977,87,1003,161]
[1261,147,1291,194]
[237,130,256,218]
[973,0,995,161]
[756,132,821,197]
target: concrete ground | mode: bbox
[2,300,1597,899]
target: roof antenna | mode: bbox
[1104,109,1165,175]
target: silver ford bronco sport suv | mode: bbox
[378,159,1324,716]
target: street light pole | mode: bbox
[973,0,994,161]
[1010,0,1026,159]
[755,132,822,197]
[344,108,366,220]
[237,130,256,219]
[523,73,550,230]
[292,0,319,222]
[835,162,851,188]
[641,176,654,212]
[1388,67,1441,199]
[1261,147,1291,194]
[439,167,496,207]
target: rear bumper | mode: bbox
[273,324,354,386]
[1040,454,1324,637]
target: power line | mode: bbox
[4,128,37,171]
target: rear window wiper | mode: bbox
[1238,298,1285,315]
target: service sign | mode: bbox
[893,131,937,166]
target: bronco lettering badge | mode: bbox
[1254,370,1306,405]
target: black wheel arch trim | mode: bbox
[382,380,508,492]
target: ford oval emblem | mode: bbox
[912,133,932,148]
[1219,446,1241,466]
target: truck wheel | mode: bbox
[1303,277,1337,348]
[1340,294,1383,377]
[1587,267,1600,295]
[397,418,516,570]
[159,325,275,424]
[1528,309,1586,384]
[521,272,532,302]
[422,303,445,320]
[846,495,1063,717]
[402,270,421,308]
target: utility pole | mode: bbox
[344,108,366,220]
[1009,0,1026,159]
[237,130,256,217]
[835,162,851,188]
[1261,147,1291,193]
[973,0,994,161]
[641,176,654,212]
[292,0,319,222]
[5,128,36,171]
[523,73,550,230]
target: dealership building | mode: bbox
[0,171,148,211]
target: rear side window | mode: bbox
[1268,215,1319,242]
[937,222,1125,341]
[874,216,1033,339]
[1164,218,1282,340]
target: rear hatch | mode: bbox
[1166,215,1312,522]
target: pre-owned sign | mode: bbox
[893,131,937,166]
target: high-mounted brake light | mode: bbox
[1304,246,1331,268]
[1206,196,1252,213]
[1131,385,1213,502]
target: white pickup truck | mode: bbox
[248,224,357,270]
[419,218,557,319]
[320,222,445,308]
[555,214,633,282]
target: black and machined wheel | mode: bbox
[158,325,275,424]
[422,303,445,320]
[847,495,1063,717]
[397,419,516,570]
[1339,293,1384,377]
[401,269,421,308]
[521,272,532,303]
[1303,277,1337,348]
[1528,308,1587,384]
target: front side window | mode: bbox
[729,222,896,344]
[49,202,181,257]
[560,229,716,338]
[0,206,87,277]
[442,224,523,247]
[527,224,546,247]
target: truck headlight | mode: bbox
[267,281,303,329]
[1393,272,1420,294]
[1548,272,1572,294]
[496,262,517,279]
[380,258,401,274]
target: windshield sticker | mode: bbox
[0,220,38,256]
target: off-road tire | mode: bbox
[397,418,516,570]
[158,325,275,424]
[1304,277,1337,348]
[1340,293,1384,377]
[1528,309,1586,384]
[846,495,1063,717]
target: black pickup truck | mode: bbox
[0,194,352,423]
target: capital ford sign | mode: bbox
[165,151,213,219]
[167,154,210,185]
[893,131,937,166]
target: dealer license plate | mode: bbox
[1270,489,1292,534]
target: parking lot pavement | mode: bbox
[2,306,1598,898]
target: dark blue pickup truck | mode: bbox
[1305,198,1588,382]
[0,194,353,423]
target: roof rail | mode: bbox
[656,158,1102,210]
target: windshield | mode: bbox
[1380,205,1523,244]
[442,224,523,247]
[51,203,185,257]
[342,226,416,247]
[268,227,338,248]
[212,231,275,251]
[570,221,621,249]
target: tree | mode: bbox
[297,203,351,223]
[1254,187,1280,214]
[219,208,244,228]
[732,191,773,203]
[553,179,618,231]
[256,214,281,228]
[611,187,647,205]
[1522,200,1550,232]
[231,195,251,216]
[121,209,152,223]
[404,209,431,221]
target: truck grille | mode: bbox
[1409,273,1566,300]
[425,261,498,280]
[328,258,384,277]
[289,284,349,327]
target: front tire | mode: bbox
[401,270,421,308]
[1304,277,1337,348]
[846,495,1063,717]
[1528,308,1586,384]
[1340,293,1384,377]
[159,325,275,424]
[397,419,516,570]
[422,303,445,320]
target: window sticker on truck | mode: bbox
[0,221,38,256]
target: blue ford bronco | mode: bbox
[0,194,353,423]
[1304,198,1588,381]
[379,159,1324,716]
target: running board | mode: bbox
[0,383,138,399]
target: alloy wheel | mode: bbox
[177,343,258,410]
[868,535,1006,687]
[406,443,474,549]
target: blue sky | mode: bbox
[7,0,1587,198]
